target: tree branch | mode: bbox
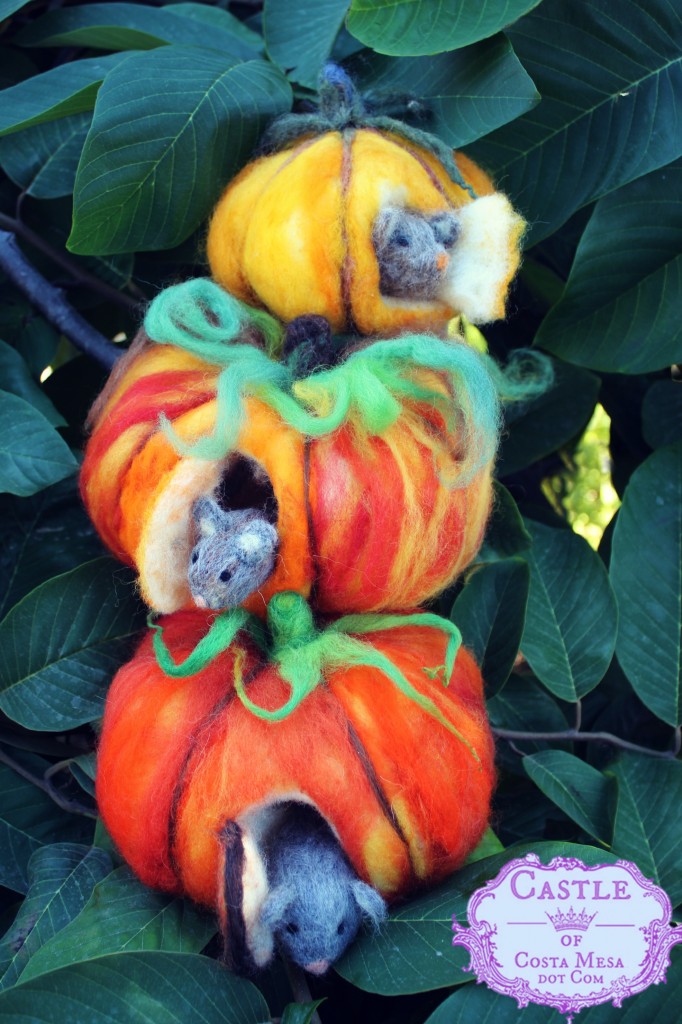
[0,744,98,819]
[0,230,121,370]
[283,958,323,1024]
[492,727,679,760]
[0,211,141,314]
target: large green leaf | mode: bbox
[349,34,539,148]
[0,113,90,199]
[0,844,111,989]
[68,50,292,255]
[520,520,618,702]
[346,0,543,56]
[0,392,78,498]
[610,444,682,726]
[642,380,682,450]
[336,842,617,994]
[21,867,215,982]
[264,0,348,89]
[523,750,613,843]
[15,3,258,60]
[477,482,531,562]
[497,362,600,478]
[0,478,104,620]
[450,558,529,696]
[536,161,682,373]
[609,753,682,905]
[0,951,269,1023]
[487,674,570,755]
[0,341,63,426]
[0,54,129,137]
[0,559,144,731]
[158,3,263,52]
[0,757,94,894]
[0,1,31,19]
[470,0,682,245]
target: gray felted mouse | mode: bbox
[373,206,460,300]
[188,496,279,609]
[260,805,387,975]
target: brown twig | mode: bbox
[0,230,121,369]
[492,727,679,760]
[0,211,140,314]
[0,744,98,818]
[283,957,323,1024]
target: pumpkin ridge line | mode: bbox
[303,437,321,607]
[340,128,356,334]
[218,818,255,976]
[367,127,454,208]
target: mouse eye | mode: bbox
[392,232,410,248]
[286,922,299,935]
[219,568,232,582]
[191,552,199,564]
[337,921,346,935]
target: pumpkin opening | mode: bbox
[215,454,278,526]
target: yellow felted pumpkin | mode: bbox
[207,66,525,337]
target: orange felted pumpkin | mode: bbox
[207,65,525,336]
[80,282,499,618]
[96,597,495,972]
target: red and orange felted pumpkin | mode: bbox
[96,596,495,972]
[81,281,499,618]
[207,64,525,336]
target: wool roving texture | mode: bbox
[81,291,500,617]
[96,608,495,937]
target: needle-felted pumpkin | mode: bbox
[81,279,501,617]
[207,64,525,336]
[96,595,495,973]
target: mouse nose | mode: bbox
[436,251,449,272]
[194,596,207,609]
[304,960,330,975]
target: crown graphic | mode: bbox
[545,907,597,932]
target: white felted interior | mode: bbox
[137,457,225,613]
[439,193,525,323]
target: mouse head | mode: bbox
[373,206,460,301]
[188,496,278,610]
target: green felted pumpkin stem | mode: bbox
[149,607,263,678]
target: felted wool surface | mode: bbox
[81,328,495,617]
[207,131,525,336]
[96,609,495,917]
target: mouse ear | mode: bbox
[260,883,295,928]
[351,880,387,927]
[192,497,223,537]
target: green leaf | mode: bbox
[15,3,258,60]
[0,1,32,19]
[497,362,601,478]
[0,558,144,731]
[0,54,129,137]
[346,0,543,56]
[351,34,539,147]
[642,381,682,450]
[609,753,682,905]
[0,113,90,200]
[20,867,216,982]
[0,756,94,894]
[0,392,78,498]
[163,3,263,52]
[450,558,529,696]
[610,444,682,726]
[0,478,104,620]
[487,674,570,754]
[536,161,682,373]
[523,751,613,843]
[463,826,504,865]
[470,0,682,245]
[0,844,111,990]
[265,0,348,89]
[0,951,269,1023]
[0,341,63,426]
[68,50,292,255]
[477,482,531,562]
[336,842,618,994]
[281,1002,327,1024]
[521,520,618,702]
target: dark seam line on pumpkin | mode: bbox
[340,129,358,334]
[219,819,256,976]
[340,703,416,881]
[303,437,321,606]
[367,127,454,208]
[166,654,264,884]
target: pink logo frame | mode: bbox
[452,854,682,1021]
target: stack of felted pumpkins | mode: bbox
[81,65,533,976]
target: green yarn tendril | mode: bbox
[150,593,478,764]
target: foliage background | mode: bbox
[0,0,680,1020]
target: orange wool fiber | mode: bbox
[207,128,524,336]
[81,336,494,617]
[96,611,495,910]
